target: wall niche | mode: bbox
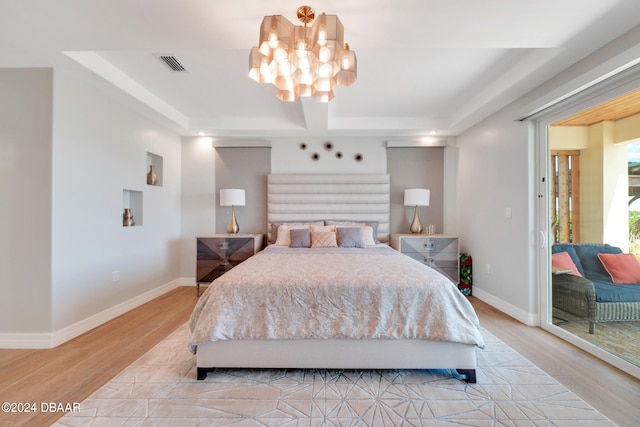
[122,189,143,226]
[146,152,163,186]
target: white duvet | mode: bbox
[189,245,485,352]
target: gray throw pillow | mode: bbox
[289,228,311,248]
[337,227,365,248]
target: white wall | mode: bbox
[270,137,387,174]
[454,24,640,324]
[456,108,536,319]
[180,137,216,277]
[0,68,53,333]
[50,70,183,331]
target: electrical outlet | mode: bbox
[485,264,491,274]
[112,270,120,282]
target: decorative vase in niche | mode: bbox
[147,165,157,185]
[123,208,135,227]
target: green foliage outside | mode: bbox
[630,210,640,259]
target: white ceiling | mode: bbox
[2,0,640,138]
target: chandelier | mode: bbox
[248,5,357,102]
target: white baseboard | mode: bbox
[0,332,54,349]
[472,287,540,327]
[0,278,187,349]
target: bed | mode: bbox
[189,173,485,383]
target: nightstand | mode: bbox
[196,234,264,296]
[390,234,459,284]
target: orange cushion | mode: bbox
[551,251,582,276]
[598,253,640,284]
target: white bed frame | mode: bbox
[196,339,477,382]
[196,174,478,383]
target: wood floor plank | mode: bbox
[0,288,638,426]
[0,286,197,427]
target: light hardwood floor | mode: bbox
[0,287,638,426]
[0,286,198,427]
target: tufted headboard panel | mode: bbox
[267,173,390,242]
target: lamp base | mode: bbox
[410,206,423,234]
[226,206,240,234]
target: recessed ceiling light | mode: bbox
[429,130,437,135]
[198,131,206,136]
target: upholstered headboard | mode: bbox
[267,173,390,242]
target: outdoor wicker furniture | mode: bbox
[552,243,640,334]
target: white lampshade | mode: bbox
[404,188,430,206]
[220,189,245,206]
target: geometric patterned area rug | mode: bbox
[54,323,614,426]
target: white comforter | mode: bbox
[189,246,484,352]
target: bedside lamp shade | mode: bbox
[220,189,245,207]
[404,189,430,207]
[404,188,430,234]
[220,189,245,234]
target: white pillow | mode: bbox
[362,226,377,246]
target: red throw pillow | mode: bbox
[597,253,640,284]
[551,251,582,276]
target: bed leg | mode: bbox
[456,369,476,383]
[197,367,212,380]
[589,321,595,334]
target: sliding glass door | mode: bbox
[536,77,640,380]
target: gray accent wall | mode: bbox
[387,147,445,235]
[212,145,446,237]
[214,147,271,235]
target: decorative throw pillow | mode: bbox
[551,251,582,276]
[325,220,380,243]
[289,228,311,248]
[274,225,310,246]
[362,226,376,246]
[336,227,365,248]
[574,244,622,280]
[269,221,323,244]
[311,224,337,233]
[310,231,338,248]
[597,253,640,284]
[552,244,584,276]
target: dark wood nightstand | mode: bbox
[195,234,264,296]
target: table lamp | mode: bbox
[404,188,430,234]
[220,189,245,234]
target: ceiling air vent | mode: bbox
[155,54,187,72]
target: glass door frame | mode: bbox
[534,70,640,380]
